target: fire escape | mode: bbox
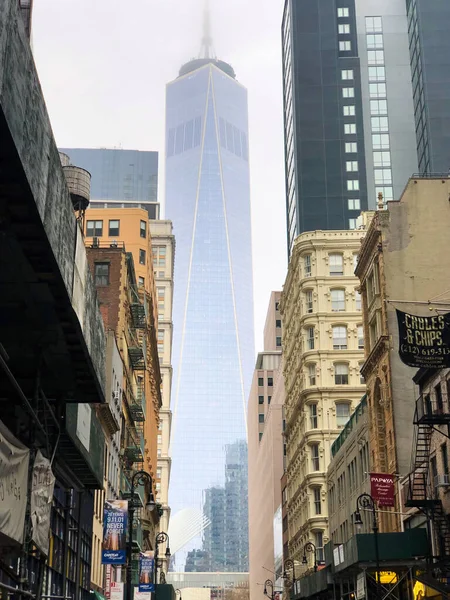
[406,390,450,588]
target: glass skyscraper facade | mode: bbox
[60,148,159,217]
[165,58,254,572]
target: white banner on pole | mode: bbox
[111,582,124,600]
[31,450,56,555]
[0,419,30,544]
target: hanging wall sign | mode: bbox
[31,450,55,556]
[396,310,450,368]
[370,473,395,507]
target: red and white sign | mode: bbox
[370,473,395,507]
[110,582,124,600]
[105,565,112,599]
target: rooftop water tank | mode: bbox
[63,165,91,211]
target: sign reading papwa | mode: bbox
[396,310,450,368]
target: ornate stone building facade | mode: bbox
[280,231,366,569]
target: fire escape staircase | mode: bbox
[406,394,450,579]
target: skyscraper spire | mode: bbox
[200,0,215,59]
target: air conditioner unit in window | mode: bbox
[434,474,450,487]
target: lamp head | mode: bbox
[302,555,307,565]
[354,509,363,528]
[146,492,156,512]
[165,547,171,559]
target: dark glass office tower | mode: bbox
[165,52,254,573]
[406,0,450,173]
[60,148,159,217]
[282,0,368,255]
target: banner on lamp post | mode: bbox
[139,551,155,592]
[370,473,395,507]
[102,500,128,564]
[396,310,450,368]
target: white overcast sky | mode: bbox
[32,0,287,352]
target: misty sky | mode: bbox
[32,0,287,352]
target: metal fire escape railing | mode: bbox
[406,393,450,562]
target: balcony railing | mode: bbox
[124,435,145,465]
[414,393,450,425]
[129,385,146,422]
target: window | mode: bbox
[374,169,392,185]
[309,404,318,429]
[259,414,264,423]
[308,364,316,386]
[341,69,353,79]
[360,367,365,385]
[342,87,354,98]
[346,161,358,172]
[343,105,356,116]
[276,336,282,348]
[140,220,147,238]
[345,142,357,153]
[373,151,391,168]
[353,254,358,271]
[314,488,322,514]
[108,220,120,237]
[268,377,273,387]
[87,220,103,237]
[139,249,146,265]
[375,186,393,201]
[356,292,362,311]
[94,263,109,286]
[349,218,357,230]
[371,116,389,132]
[337,7,349,17]
[436,383,444,413]
[336,403,350,427]
[367,34,384,49]
[370,100,388,115]
[369,83,387,98]
[442,444,449,475]
[268,396,272,404]
[258,377,264,387]
[307,327,315,350]
[344,123,356,135]
[138,276,145,287]
[368,66,385,81]
[329,254,344,276]
[347,180,359,191]
[366,16,382,33]
[348,198,360,211]
[333,326,348,350]
[153,246,166,266]
[335,363,349,384]
[258,396,264,405]
[275,301,280,311]
[331,289,345,312]
[339,41,352,52]
[311,444,320,471]
[372,134,390,149]
[259,432,263,442]
[157,330,164,353]
[276,319,282,328]
[304,254,312,277]
[306,290,313,313]
[339,24,350,35]
[368,50,385,65]
[315,532,324,563]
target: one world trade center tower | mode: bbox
[165,4,255,578]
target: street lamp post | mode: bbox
[354,493,380,600]
[126,471,155,600]
[302,542,317,572]
[154,532,171,593]
[283,558,296,584]
[263,580,275,600]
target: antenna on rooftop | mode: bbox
[199,0,215,59]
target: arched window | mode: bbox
[333,326,348,349]
[331,289,346,312]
